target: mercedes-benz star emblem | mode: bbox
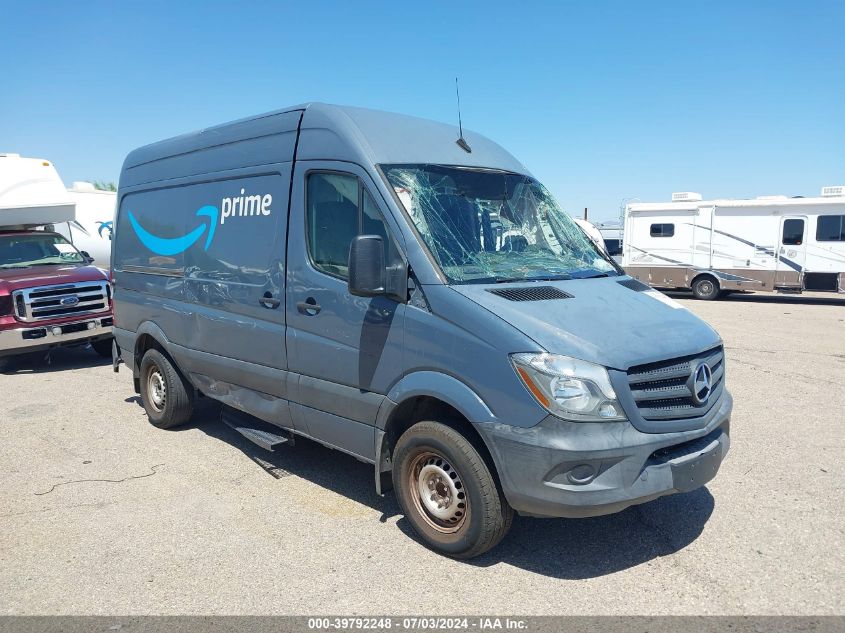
[691,362,713,405]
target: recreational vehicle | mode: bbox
[572,217,607,255]
[596,220,623,264]
[0,154,114,370]
[55,181,117,266]
[113,103,731,557]
[623,189,845,299]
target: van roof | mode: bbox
[121,102,530,184]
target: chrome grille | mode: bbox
[627,347,724,421]
[11,281,110,322]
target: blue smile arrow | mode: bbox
[128,206,218,256]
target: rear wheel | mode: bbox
[392,421,513,558]
[692,275,720,300]
[91,337,113,358]
[139,349,194,428]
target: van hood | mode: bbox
[448,276,721,370]
[0,265,108,293]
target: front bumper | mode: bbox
[0,316,113,357]
[477,391,732,518]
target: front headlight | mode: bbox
[511,353,626,422]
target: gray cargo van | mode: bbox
[112,103,731,558]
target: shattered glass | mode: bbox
[383,164,616,284]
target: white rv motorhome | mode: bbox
[56,182,116,266]
[0,154,114,368]
[596,220,623,264]
[623,188,845,299]
[572,217,607,255]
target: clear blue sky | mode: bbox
[2,0,843,221]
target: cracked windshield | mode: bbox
[383,164,616,283]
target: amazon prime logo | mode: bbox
[61,295,80,307]
[127,206,218,256]
[690,362,713,405]
[126,190,273,257]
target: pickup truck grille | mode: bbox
[11,281,111,322]
[627,346,724,421]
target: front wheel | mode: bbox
[692,275,721,300]
[392,421,513,559]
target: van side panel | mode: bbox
[180,171,289,369]
[115,133,296,428]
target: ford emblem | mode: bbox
[61,296,80,306]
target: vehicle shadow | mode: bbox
[183,402,400,519]
[177,403,714,579]
[462,488,714,578]
[0,346,111,375]
[665,290,845,307]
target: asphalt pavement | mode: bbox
[1,291,842,615]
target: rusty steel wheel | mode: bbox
[392,421,513,558]
[408,451,469,533]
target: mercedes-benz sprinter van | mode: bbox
[112,103,731,558]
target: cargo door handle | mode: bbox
[259,292,281,309]
[297,297,321,316]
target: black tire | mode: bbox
[392,421,513,559]
[0,357,12,373]
[139,348,194,429]
[91,337,113,358]
[692,275,720,300]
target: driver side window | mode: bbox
[306,172,400,280]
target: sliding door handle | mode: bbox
[296,297,321,316]
[259,293,281,309]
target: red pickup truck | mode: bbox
[0,229,113,371]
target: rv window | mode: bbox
[782,219,805,245]
[306,172,400,280]
[650,223,674,238]
[603,238,622,256]
[816,215,845,242]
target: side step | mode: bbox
[775,286,803,294]
[221,407,292,452]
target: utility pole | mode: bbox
[583,207,588,221]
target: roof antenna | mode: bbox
[455,77,472,153]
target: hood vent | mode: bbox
[487,286,573,302]
[617,278,651,292]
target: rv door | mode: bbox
[775,215,807,287]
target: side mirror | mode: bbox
[80,250,94,263]
[348,235,385,297]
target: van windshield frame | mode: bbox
[381,164,619,284]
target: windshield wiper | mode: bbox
[521,274,572,282]
[459,273,575,284]
[569,269,616,279]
